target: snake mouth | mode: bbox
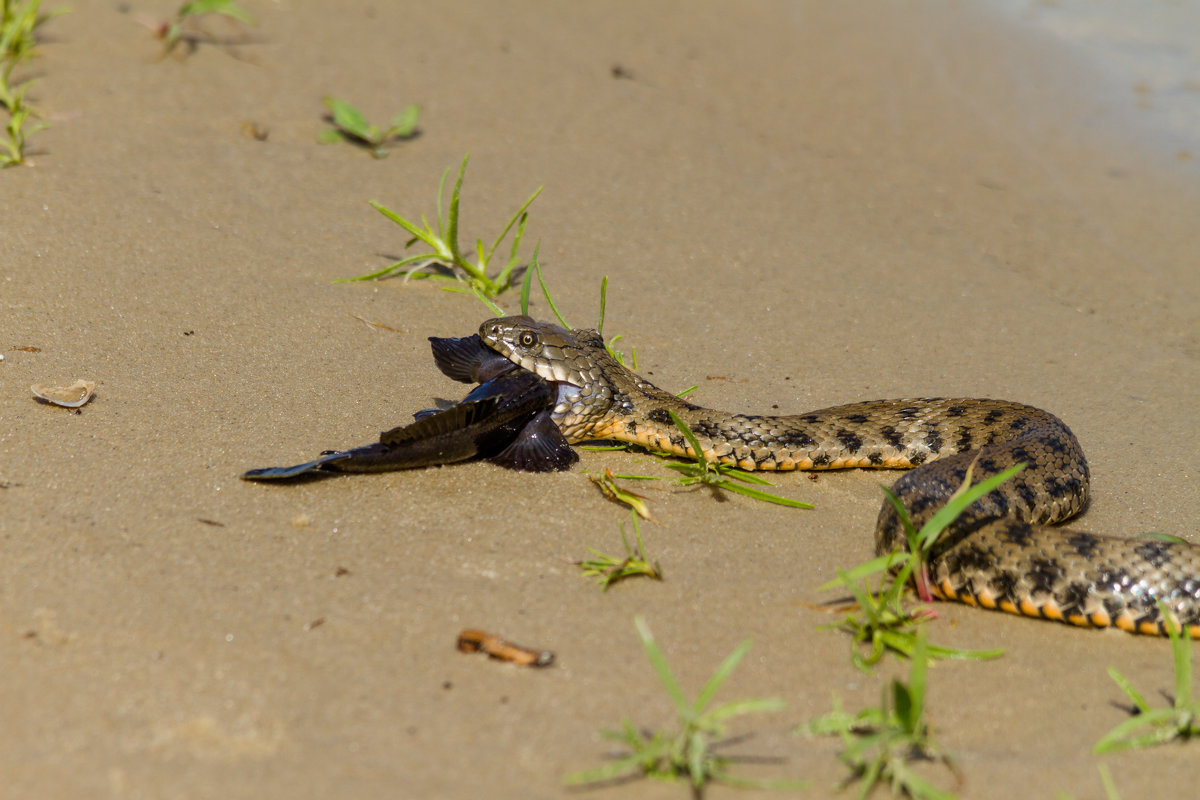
[552,381,581,415]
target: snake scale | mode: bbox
[480,315,1200,637]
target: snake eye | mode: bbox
[518,331,538,348]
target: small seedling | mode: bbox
[0,83,43,167]
[0,0,60,167]
[800,631,959,800]
[1,0,63,86]
[339,154,540,301]
[149,0,252,57]
[317,96,419,158]
[588,467,654,520]
[1094,599,1200,752]
[818,461,1023,667]
[576,510,661,590]
[565,616,805,793]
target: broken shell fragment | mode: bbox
[31,379,96,408]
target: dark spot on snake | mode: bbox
[842,413,869,425]
[1009,417,1030,431]
[923,427,943,453]
[1133,541,1172,569]
[1015,482,1038,510]
[647,408,673,426]
[1000,521,1034,547]
[1103,595,1126,619]
[880,426,904,449]
[867,451,884,466]
[977,456,999,473]
[836,428,863,453]
[679,400,702,411]
[989,569,1020,602]
[1027,557,1065,595]
[946,405,967,417]
[780,429,815,448]
[625,420,638,436]
[1066,532,1101,559]
[907,494,941,517]
[984,409,1005,424]
[1044,437,1069,456]
[811,452,831,467]
[1009,445,1031,463]
[948,542,991,572]
[954,427,973,452]
[798,414,821,424]
[898,406,920,419]
[909,451,928,466]
[1055,581,1091,616]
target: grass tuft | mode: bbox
[339,154,540,301]
[1094,598,1200,753]
[0,0,62,167]
[317,96,419,158]
[576,510,661,590]
[817,461,1021,668]
[565,616,805,793]
[800,630,960,800]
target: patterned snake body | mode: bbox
[480,315,1200,636]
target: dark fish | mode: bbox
[429,334,514,384]
[241,335,577,481]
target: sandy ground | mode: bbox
[3,2,1199,798]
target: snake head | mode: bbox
[479,315,624,442]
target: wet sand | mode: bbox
[2,2,1198,798]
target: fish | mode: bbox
[241,334,577,481]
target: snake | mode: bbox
[479,315,1200,637]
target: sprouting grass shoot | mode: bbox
[339,155,541,301]
[799,630,959,800]
[817,461,1022,668]
[576,510,661,590]
[317,96,419,158]
[1094,598,1200,753]
[565,616,805,793]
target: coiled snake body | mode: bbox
[480,315,1200,636]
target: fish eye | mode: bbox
[518,331,538,348]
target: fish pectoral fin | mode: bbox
[488,410,578,472]
[241,450,352,480]
[429,334,516,383]
[380,395,502,446]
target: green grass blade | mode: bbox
[818,554,900,591]
[469,285,505,315]
[633,617,688,716]
[494,210,530,289]
[706,696,786,724]
[1159,599,1192,708]
[332,253,434,283]
[666,410,708,471]
[914,462,1027,552]
[715,479,814,508]
[485,186,542,263]
[369,201,439,249]
[388,103,419,138]
[692,639,752,714]
[1105,666,1151,713]
[445,155,468,269]
[323,96,372,140]
[519,243,534,314]
[597,275,609,335]
[533,250,569,328]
